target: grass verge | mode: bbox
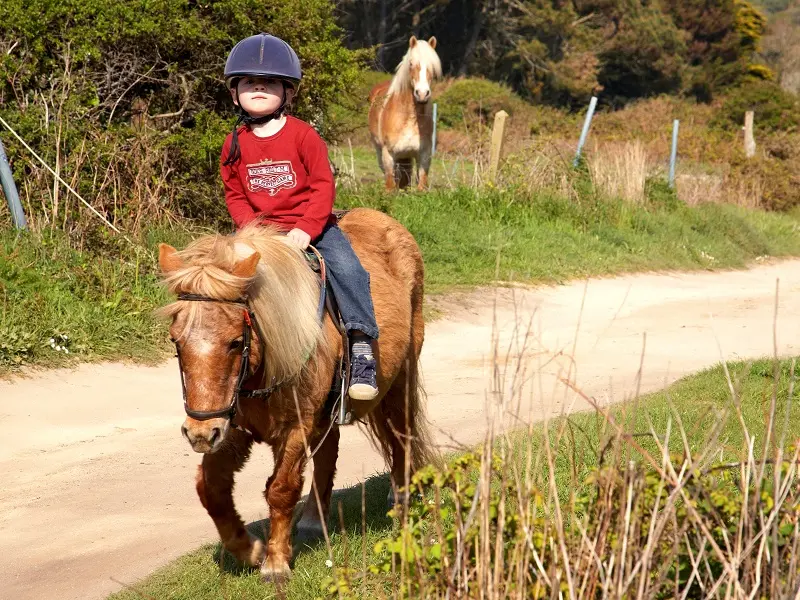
[107,356,800,598]
[0,226,196,375]
[339,184,800,293]
[3,184,800,375]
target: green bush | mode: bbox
[322,439,800,598]
[436,78,528,128]
[714,80,800,132]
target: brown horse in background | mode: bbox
[157,208,435,582]
[368,36,442,190]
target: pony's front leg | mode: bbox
[296,425,340,543]
[382,146,397,190]
[195,428,264,566]
[417,146,432,190]
[262,427,309,582]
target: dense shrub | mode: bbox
[714,80,800,132]
[0,0,369,231]
[435,78,528,128]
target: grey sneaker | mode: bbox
[348,350,378,400]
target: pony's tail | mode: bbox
[363,213,440,478]
[404,357,440,473]
[363,353,440,478]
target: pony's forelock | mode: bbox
[158,224,323,385]
[388,39,442,97]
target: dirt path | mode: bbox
[3,261,800,600]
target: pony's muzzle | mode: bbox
[182,417,229,453]
[414,88,431,103]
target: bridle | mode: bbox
[173,293,278,430]
[172,246,334,445]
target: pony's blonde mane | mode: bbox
[159,224,322,386]
[387,40,442,97]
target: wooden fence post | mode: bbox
[744,111,756,158]
[488,110,508,184]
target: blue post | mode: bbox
[668,119,679,189]
[0,137,27,230]
[573,96,598,167]
[432,102,438,156]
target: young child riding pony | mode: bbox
[220,33,379,401]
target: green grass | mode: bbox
[0,226,197,374]
[108,475,397,600]
[3,185,800,375]
[533,357,800,498]
[106,356,800,599]
[329,145,478,189]
[338,184,800,293]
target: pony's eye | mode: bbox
[228,337,244,351]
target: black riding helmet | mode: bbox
[223,33,303,166]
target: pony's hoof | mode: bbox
[260,558,292,583]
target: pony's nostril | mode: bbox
[208,427,221,447]
[181,424,189,440]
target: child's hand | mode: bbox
[286,228,311,250]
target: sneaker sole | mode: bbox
[349,383,379,401]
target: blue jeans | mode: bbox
[314,224,379,340]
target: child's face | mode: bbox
[232,77,291,117]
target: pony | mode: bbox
[156,208,436,582]
[368,36,442,191]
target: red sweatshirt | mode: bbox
[220,116,336,240]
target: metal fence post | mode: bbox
[0,137,27,229]
[573,96,598,167]
[432,102,438,156]
[668,119,679,189]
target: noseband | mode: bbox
[173,293,278,428]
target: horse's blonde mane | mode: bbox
[159,224,322,386]
[387,39,442,97]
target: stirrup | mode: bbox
[333,349,354,425]
[335,375,353,425]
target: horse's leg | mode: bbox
[261,427,309,581]
[195,428,264,566]
[397,158,413,189]
[382,147,396,190]
[295,425,340,543]
[374,144,385,174]
[417,145,432,190]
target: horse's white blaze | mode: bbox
[193,337,215,358]
[414,58,430,100]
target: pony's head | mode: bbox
[389,35,442,104]
[157,226,322,453]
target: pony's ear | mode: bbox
[409,35,418,48]
[428,36,437,49]
[232,252,261,279]
[158,244,183,274]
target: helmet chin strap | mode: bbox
[223,82,288,166]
